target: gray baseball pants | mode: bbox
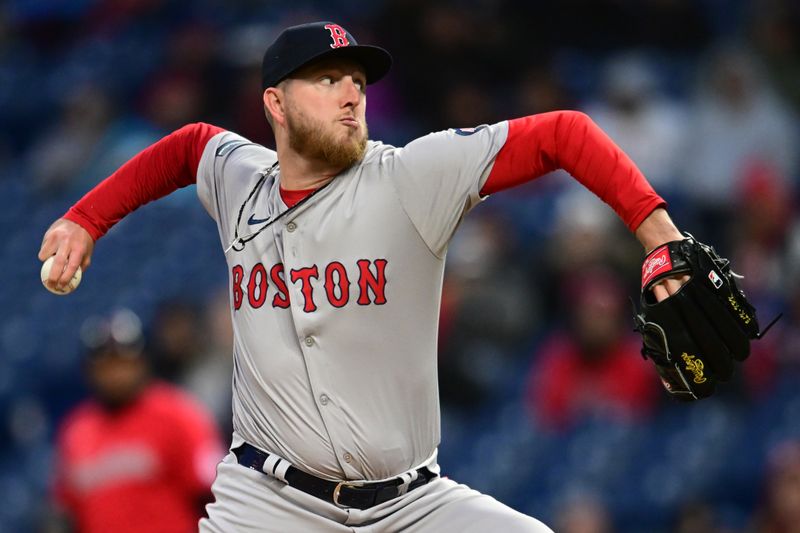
[200,451,552,532]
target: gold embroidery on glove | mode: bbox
[681,353,707,384]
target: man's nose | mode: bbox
[341,78,361,107]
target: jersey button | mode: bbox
[343,452,353,463]
[304,336,315,347]
[319,394,329,405]
[286,222,297,232]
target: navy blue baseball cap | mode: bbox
[261,22,392,90]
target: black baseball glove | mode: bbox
[633,234,778,401]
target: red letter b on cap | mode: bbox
[324,24,350,48]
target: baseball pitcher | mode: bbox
[39,22,769,532]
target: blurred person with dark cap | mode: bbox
[50,309,224,533]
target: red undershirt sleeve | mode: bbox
[63,122,225,241]
[480,111,666,232]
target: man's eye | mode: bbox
[320,76,333,85]
[355,80,365,91]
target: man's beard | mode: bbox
[285,106,368,170]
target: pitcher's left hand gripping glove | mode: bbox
[633,234,779,401]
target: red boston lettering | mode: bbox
[290,266,320,312]
[357,259,387,305]
[324,262,350,308]
[232,265,244,310]
[247,263,268,308]
[324,23,350,48]
[270,264,290,308]
[236,260,388,311]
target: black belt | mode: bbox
[233,443,438,510]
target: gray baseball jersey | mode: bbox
[196,123,507,482]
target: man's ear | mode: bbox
[263,86,286,127]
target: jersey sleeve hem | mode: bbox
[626,197,668,233]
[63,207,104,241]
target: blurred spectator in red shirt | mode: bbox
[525,267,659,430]
[51,309,224,533]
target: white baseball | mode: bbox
[41,256,82,295]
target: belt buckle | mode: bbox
[332,480,364,507]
